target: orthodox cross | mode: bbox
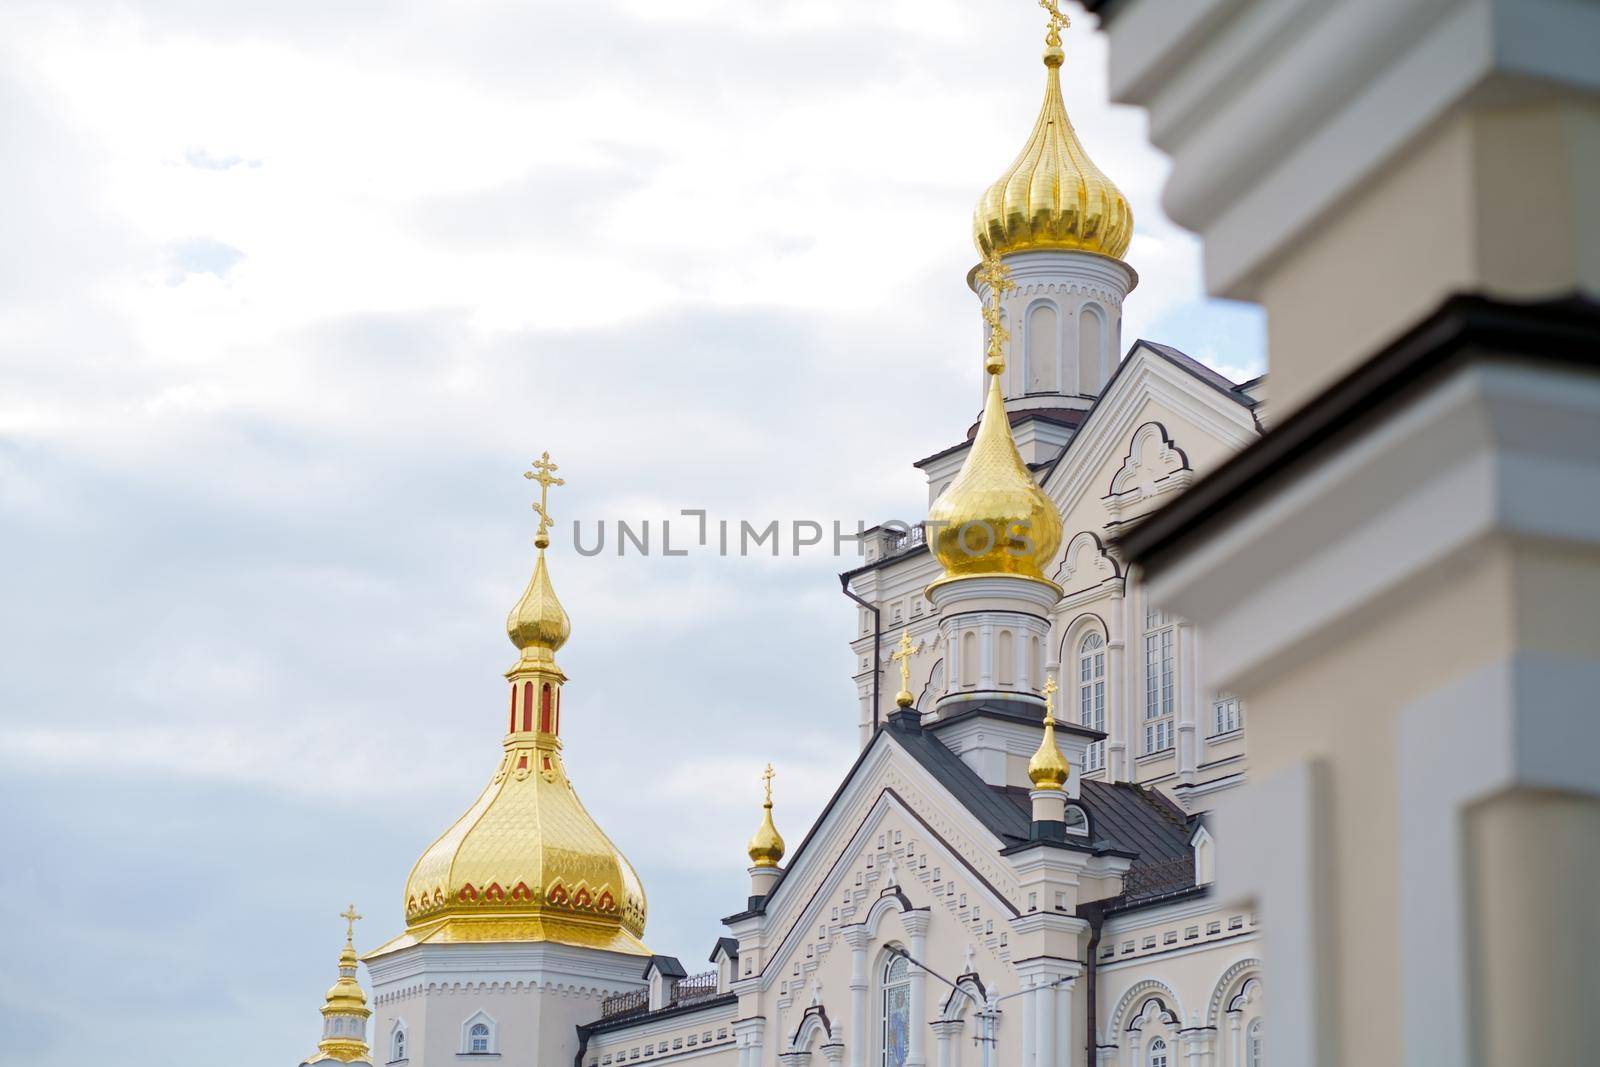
[975,249,1015,375]
[890,628,923,695]
[1042,674,1059,722]
[761,763,776,805]
[340,903,362,941]
[1039,0,1070,46]
[523,451,565,546]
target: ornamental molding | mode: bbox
[1108,978,1184,1039]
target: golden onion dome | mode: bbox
[927,371,1063,585]
[972,34,1133,261]
[507,547,571,661]
[1028,679,1070,790]
[366,462,650,961]
[747,765,786,869]
[303,911,373,1066]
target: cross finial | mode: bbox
[761,763,775,806]
[1039,0,1070,47]
[340,903,362,942]
[523,451,565,549]
[1042,674,1059,722]
[890,628,923,709]
[975,249,1015,375]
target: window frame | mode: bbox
[1142,607,1176,755]
[1077,630,1107,771]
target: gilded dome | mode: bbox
[927,372,1063,586]
[391,741,649,955]
[746,765,785,869]
[972,38,1133,261]
[367,465,650,960]
[1028,680,1070,790]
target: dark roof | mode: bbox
[644,955,688,980]
[709,937,739,963]
[929,697,1106,742]
[913,407,1090,469]
[577,993,738,1037]
[1117,294,1600,574]
[1079,0,1124,20]
[884,713,1031,846]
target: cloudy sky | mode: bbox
[0,1,1263,1063]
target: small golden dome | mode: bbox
[927,372,1063,586]
[1028,680,1071,791]
[304,910,373,1065]
[972,36,1133,261]
[507,548,571,659]
[747,764,786,869]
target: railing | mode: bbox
[671,970,720,1006]
[1122,855,1196,903]
[598,971,722,1021]
[891,523,926,553]
[600,989,647,1019]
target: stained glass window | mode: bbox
[881,954,910,1067]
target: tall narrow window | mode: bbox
[392,1029,406,1061]
[469,1022,491,1053]
[521,681,533,732]
[881,954,911,1067]
[961,631,978,687]
[539,683,552,733]
[1078,305,1105,394]
[1148,1037,1169,1067]
[1247,1019,1263,1067]
[1027,302,1059,393]
[1143,608,1176,754]
[997,630,1015,686]
[1078,632,1107,770]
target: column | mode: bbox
[1105,591,1124,780]
[931,1019,964,1067]
[844,927,869,1067]
[1035,976,1056,1067]
[905,913,931,1067]
[1055,978,1074,1067]
[1176,623,1197,785]
[1125,1030,1141,1067]
[1021,977,1036,1067]
[1227,1013,1242,1067]
[979,621,995,689]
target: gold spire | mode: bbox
[303,905,373,1065]
[891,628,923,708]
[372,459,650,961]
[747,764,786,868]
[927,252,1064,588]
[508,452,572,667]
[972,2,1133,261]
[1028,675,1071,790]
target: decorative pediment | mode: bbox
[1105,422,1192,520]
[1052,530,1121,592]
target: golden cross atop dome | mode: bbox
[1042,674,1059,721]
[762,762,775,805]
[1039,0,1070,47]
[890,628,923,708]
[975,249,1016,375]
[523,451,565,548]
[340,903,362,941]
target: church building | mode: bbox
[296,11,1269,1067]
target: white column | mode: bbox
[906,913,931,1067]
[1056,979,1074,1067]
[1227,1014,1243,1067]
[1125,1030,1141,1067]
[845,928,870,1067]
[979,621,995,689]
[1177,624,1197,784]
[1035,976,1056,1067]
[1021,978,1037,1067]
[932,1020,964,1067]
[1115,581,1139,781]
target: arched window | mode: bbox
[961,631,978,687]
[392,1028,407,1061]
[1148,1036,1169,1067]
[881,953,911,1066]
[469,1022,491,1053]
[1078,631,1107,770]
[1247,1018,1263,1067]
[997,630,1015,686]
[1078,305,1105,394]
